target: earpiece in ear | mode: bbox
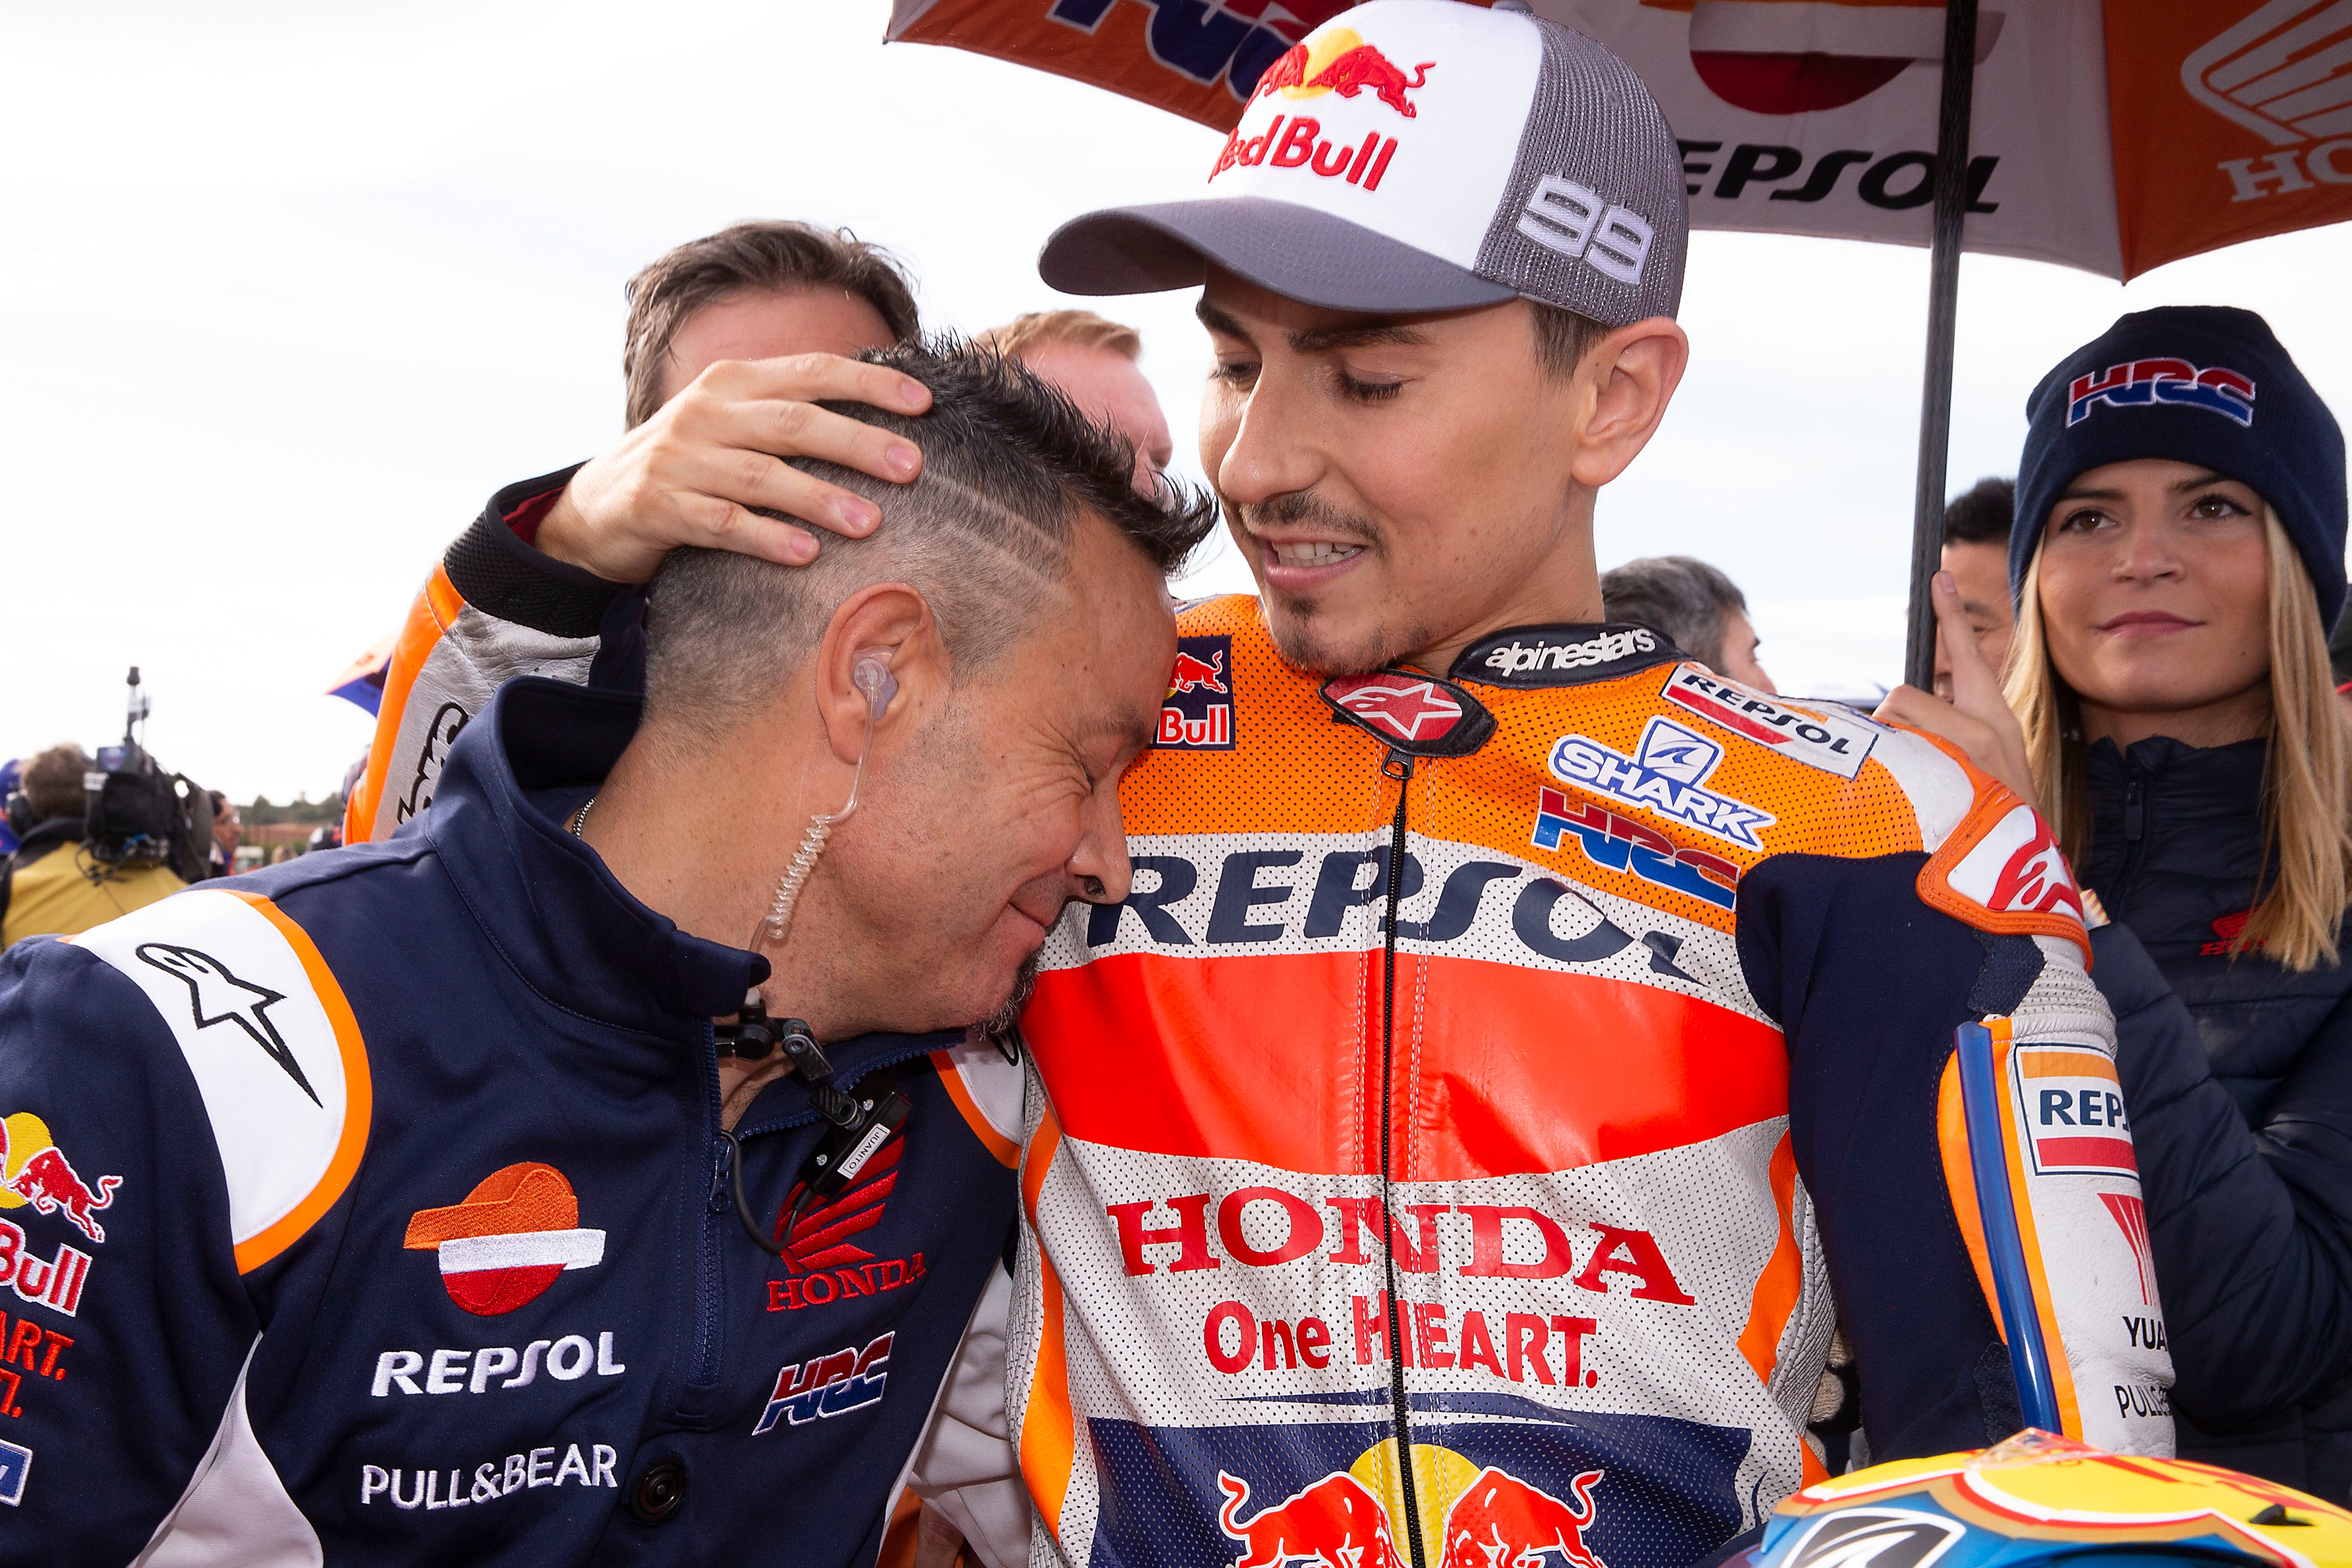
[851,651,898,720]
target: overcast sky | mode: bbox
[7,0,2349,802]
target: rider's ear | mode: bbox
[1570,317,1688,490]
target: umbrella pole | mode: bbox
[1903,0,1980,692]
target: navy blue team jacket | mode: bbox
[0,677,1021,1562]
[2086,735,2352,1498]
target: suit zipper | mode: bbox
[2114,775,2147,916]
[695,1020,727,1390]
[1377,748,1428,1568]
[692,1037,940,1395]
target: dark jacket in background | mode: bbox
[2090,735,2352,1500]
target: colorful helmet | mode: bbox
[1758,1431,2352,1568]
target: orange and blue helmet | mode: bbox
[1758,1431,2352,1568]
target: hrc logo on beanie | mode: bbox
[2014,305,2347,633]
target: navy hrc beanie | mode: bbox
[2012,306,2349,633]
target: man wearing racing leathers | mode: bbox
[349,10,2174,1567]
[0,345,1208,1561]
[1013,7,2170,1566]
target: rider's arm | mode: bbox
[0,937,261,1554]
[2101,921,2352,1431]
[346,352,933,844]
[344,469,618,843]
[1743,776,2174,1461]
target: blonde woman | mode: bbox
[1890,306,2352,1497]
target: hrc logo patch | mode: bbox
[2067,359,2256,428]
[752,1332,893,1433]
[1532,787,1740,910]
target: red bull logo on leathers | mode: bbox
[1161,635,1237,751]
[1441,1468,1608,1568]
[1219,1469,1408,1568]
[1216,1449,1609,1568]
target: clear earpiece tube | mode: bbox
[753,655,895,950]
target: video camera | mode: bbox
[80,667,211,882]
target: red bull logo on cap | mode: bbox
[1211,27,1432,188]
[1252,29,1434,118]
[1161,635,1238,751]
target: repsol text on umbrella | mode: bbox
[1678,141,2001,211]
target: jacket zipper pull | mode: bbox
[1383,749,1415,785]
[707,1139,734,1215]
[2125,780,2144,842]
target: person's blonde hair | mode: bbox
[2007,509,2352,969]
[972,309,1142,364]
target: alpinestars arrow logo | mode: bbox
[134,943,320,1106]
[1319,670,1495,758]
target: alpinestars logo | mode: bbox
[1547,718,1776,850]
[1458,625,1665,686]
[752,1332,893,1433]
[135,943,320,1105]
[1320,671,1495,758]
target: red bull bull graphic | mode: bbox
[1250,32,1434,118]
[1161,635,1238,751]
[1171,649,1229,696]
[1440,1467,1608,1568]
[1096,1423,1742,1568]
[0,1114,120,1246]
[1218,1468,1408,1568]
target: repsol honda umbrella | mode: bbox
[887,0,2352,685]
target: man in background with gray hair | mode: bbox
[1601,554,1775,692]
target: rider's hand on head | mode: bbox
[1875,570,2040,809]
[535,354,932,584]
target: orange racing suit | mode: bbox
[1008,598,2172,1568]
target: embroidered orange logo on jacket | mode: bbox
[404,1162,606,1315]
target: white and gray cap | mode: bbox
[1039,0,1688,327]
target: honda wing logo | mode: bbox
[2185,0,2352,148]
[1781,1510,1966,1568]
